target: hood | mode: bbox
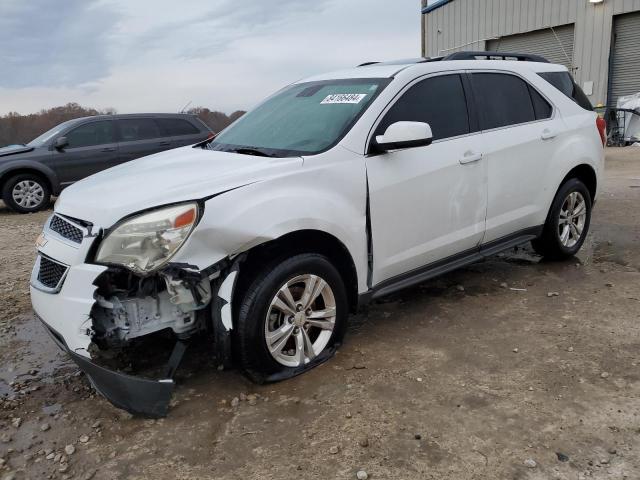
[55,146,302,226]
[0,145,35,157]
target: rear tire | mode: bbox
[2,173,51,213]
[532,178,592,260]
[235,253,348,382]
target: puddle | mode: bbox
[0,314,74,396]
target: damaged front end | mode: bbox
[91,265,212,349]
[30,210,239,418]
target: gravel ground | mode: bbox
[0,148,639,480]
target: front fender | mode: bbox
[171,154,369,293]
[0,159,60,194]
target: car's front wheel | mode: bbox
[532,177,592,259]
[235,253,348,382]
[2,174,51,213]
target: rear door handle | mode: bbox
[459,151,483,164]
[158,141,171,146]
[101,147,116,152]
[541,129,557,140]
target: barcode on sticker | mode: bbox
[321,93,367,104]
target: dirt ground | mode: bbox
[1,148,639,480]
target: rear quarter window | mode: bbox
[157,118,200,136]
[538,71,593,111]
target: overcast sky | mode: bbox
[0,0,422,115]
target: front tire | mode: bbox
[2,174,51,213]
[532,178,592,260]
[235,253,348,382]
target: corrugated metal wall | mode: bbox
[422,0,640,106]
[609,12,640,105]
[487,24,575,71]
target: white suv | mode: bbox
[30,52,605,416]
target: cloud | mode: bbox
[0,0,420,115]
[0,0,120,89]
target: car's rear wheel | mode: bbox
[532,178,592,259]
[235,253,348,382]
[2,174,51,213]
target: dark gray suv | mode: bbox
[0,113,212,213]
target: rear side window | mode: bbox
[66,121,114,148]
[157,118,200,136]
[471,73,536,129]
[377,74,470,141]
[118,118,162,142]
[538,71,593,111]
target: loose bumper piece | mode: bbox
[41,321,186,418]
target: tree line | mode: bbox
[0,103,245,146]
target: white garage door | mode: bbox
[609,12,640,106]
[487,24,575,71]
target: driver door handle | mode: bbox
[101,147,116,152]
[459,151,482,165]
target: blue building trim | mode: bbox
[421,0,454,14]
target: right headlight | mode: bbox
[95,203,199,275]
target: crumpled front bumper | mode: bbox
[39,319,177,418]
[29,220,183,418]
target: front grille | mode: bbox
[37,256,68,289]
[50,215,83,243]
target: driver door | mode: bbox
[366,73,488,285]
[52,119,119,186]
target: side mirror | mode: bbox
[373,121,433,152]
[54,136,68,150]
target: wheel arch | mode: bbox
[560,164,597,203]
[0,165,59,196]
[233,229,360,315]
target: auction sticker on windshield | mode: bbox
[321,93,367,104]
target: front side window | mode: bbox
[27,119,78,147]
[376,74,471,141]
[208,79,389,157]
[66,121,115,148]
[118,118,162,142]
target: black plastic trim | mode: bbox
[361,226,542,303]
[444,51,550,63]
[38,319,184,418]
[372,137,433,152]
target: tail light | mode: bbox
[596,117,606,147]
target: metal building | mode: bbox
[421,0,640,107]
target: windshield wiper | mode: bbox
[228,147,276,158]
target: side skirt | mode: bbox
[359,226,542,305]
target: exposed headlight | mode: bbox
[96,203,199,274]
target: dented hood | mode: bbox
[55,146,302,227]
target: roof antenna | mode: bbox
[179,101,192,113]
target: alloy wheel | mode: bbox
[558,191,587,248]
[264,274,336,367]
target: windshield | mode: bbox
[27,119,78,147]
[208,78,389,157]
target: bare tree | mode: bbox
[0,104,245,146]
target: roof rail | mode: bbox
[443,51,550,63]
